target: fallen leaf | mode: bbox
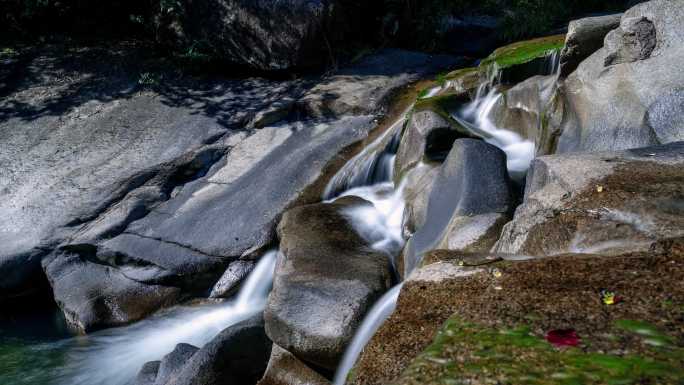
[546,329,580,347]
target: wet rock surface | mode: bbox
[265,198,393,370]
[257,344,331,385]
[153,344,200,385]
[402,139,514,276]
[209,260,256,299]
[147,315,272,385]
[42,250,182,333]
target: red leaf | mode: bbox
[546,329,580,347]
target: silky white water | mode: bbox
[4,250,278,385]
[333,284,403,385]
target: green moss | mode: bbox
[479,35,565,70]
[398,317,684,385]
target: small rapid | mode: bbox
[1,251,278,385]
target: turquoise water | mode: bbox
[0,307,73,385]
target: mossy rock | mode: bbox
[415,92,469,121]
[349,238,684,385]
[413,92,490,141]
[479,34,565,84]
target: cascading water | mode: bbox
[332,50,564,384]
[324,110,409,258]
[455,50,562,178]
[0,251,278,385]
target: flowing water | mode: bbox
[332,51,563,383]
[0,251,277,385]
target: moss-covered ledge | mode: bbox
[480,34,566,69]
[479,34,566,83]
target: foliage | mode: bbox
[383,0,632,51]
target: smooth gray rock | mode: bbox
[136,361,161,385]
[166,315,272,385]
[257,344,331,385]
[42,250,181,333]
[495,142,684,256]
[436,212,510,252]
[493,74,558,155]
[401,163,440,237]
[154,344,199,385]
[265,197,392,370]
[560,13,622,77]
[554,0,684,153]
[209,260,256,298]
[0,44,301,304]
[402,139,514,276]
[647,89,684,144]
[394,110,462,181]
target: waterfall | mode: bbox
[15,251,278,385]
[323,110,406,200]
[333,284,403,385]
[323,111,409,259]
[455,50,561,178]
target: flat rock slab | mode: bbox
[0,43,301,302]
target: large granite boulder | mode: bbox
[495,142,684,255]
[401,139,515,276]
[154,0,377,71]
[559,13,622,77]
[265,197,393,370]
[553,0,684,152]
[42,250,181,333]
[257,344,331,385]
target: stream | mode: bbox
[0,51,560,385]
